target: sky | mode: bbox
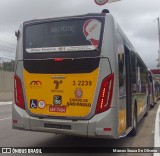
[0,0,160,69]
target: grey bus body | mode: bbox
[13,11,148,139]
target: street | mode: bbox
[0,101,159,156]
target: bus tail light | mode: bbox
[96,73,114,114]
[14,75,25,110]
[54,58,64,62]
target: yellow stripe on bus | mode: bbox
[23,68,99,117]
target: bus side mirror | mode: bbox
[149,75,152,83]
[15,30,20,39]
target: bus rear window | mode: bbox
[24,19,103,53]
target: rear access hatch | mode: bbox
[23,58,100,118]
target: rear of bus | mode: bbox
[13,12,118,138]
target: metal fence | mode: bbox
[0,57,14,101]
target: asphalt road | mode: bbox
[0,101,159,156]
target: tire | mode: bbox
[144,109,148,117]
[150,103,154,108]
[148,101,151,111]
[144,98,150,117]
[129,109,137,137]
[150,97,155,108]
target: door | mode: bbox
[124,46,132,128]
[117,33,132,134]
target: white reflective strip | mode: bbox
[0,102,12,106]
[0,117,12,121]
[26,45,96,53]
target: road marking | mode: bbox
[154,104,160,156]
[0,101,12,106]
[0,117,12,121]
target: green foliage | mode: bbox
[0,60,15,72]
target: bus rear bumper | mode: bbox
[12,104,118,138]
[88,108,118,138]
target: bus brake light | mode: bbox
[54,58,64,62]
[14,75,25,110]
[96,73,114,114]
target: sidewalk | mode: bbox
[154,102,160,156]
[0,92,13,102]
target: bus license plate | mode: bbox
[49,106,66,113]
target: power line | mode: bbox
[0,32,16,45]
[0,39,16,46]
[0,54,15,60]
[1,32,16,39]
[0,54,15,58]
[0,26,16,38]
[0,52,15,58]
[0,51,15,54]
[4,33,15,38]
[0,44,16,51]
[0,50,15,54]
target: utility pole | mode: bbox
[155,17,160,68]
[158,17,160,68]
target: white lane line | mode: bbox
[154,104,160,156]
[0,101,12,106]
[0,117,12,121]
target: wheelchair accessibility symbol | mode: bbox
[30,99,37,108]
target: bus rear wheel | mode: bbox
[129,110,137,137]
[144,99,150,117]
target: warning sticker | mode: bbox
[53,95,62,105]
[30,99,37,108]
[38,100,45,109]
[83,19,101,48]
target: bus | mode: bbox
[151,69,160,99]
[13,9,149,139]
[148,70,157,108]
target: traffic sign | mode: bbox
[94,0,108,5]
[94,0,120,5]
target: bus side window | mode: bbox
[131,52,137,93]
[137,57,147,93]
[117,32,125,97]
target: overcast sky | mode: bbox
[0,0,160,69]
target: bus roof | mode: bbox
[151,69,160,74]
[23,12,108,25]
